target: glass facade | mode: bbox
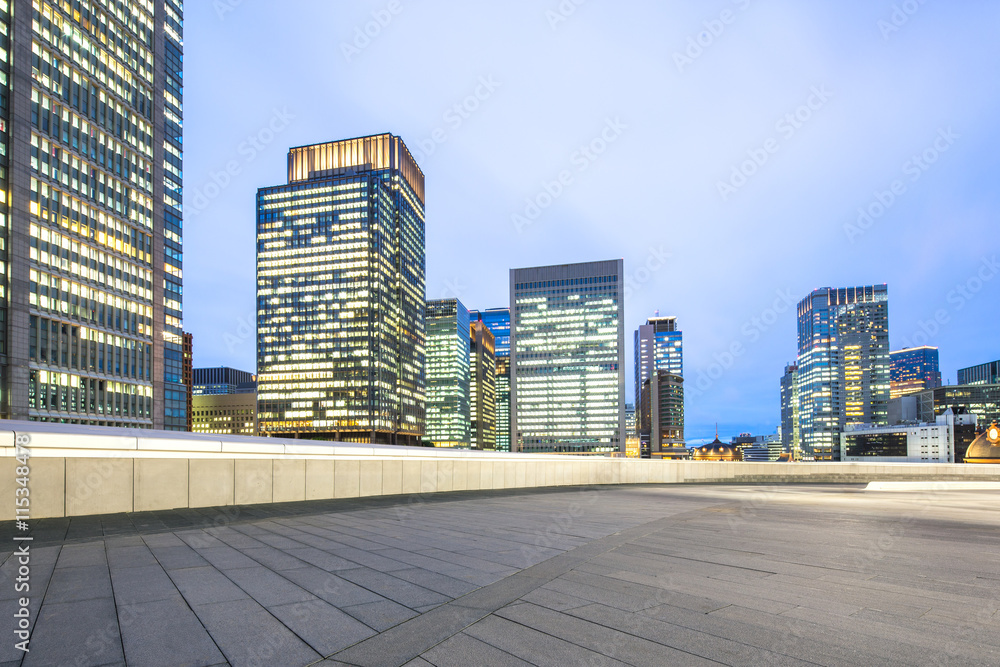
[796,286,890,460]
[780,363,800,459]
[639,370,684,458]
[471,307,510,451]
[3,0,182,428]
[425,298,469,447]
[889,346,941,399]
[469,320,496,450]
[257,134,426,444]
[510,259,625,454]
[193,367,256,395]
[918,384,1000,432]
[634,316,682,426]
[957,360,1000,386]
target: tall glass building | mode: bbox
[634,316,683,424]
[2,0,184,428]
[425,298,469,447]
[957,360,1000,386]
[470,307,510,451]
[510,260,625,454]
[469,320,496,450]
[796,285,890,460]
[889,346,941,399]
[780,363,800,459]
[639,370,684,458]
[257,134,426,444]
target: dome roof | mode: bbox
[692,437,742,462]
[965,423,1000,464]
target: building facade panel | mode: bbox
[510,260,625,454]
[256,135,425,444]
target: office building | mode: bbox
[780,363,800,459]
[634,316,683,412]
[425,299,470,447]
[840,411,976,463]
[3,0,185,428]
[469,320,496,450]
[917,384,1000,434]
[192,392,258,437]
[796,286,890,460]
[471,308,511,452]
[639,371,685,459]
[256,134,426,444]
[733,433,784,462]
[511,260,625,454]
[890,347,941,399]
[958,360,1000,386]
[193,367,256,395]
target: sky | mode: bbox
[184,0,1000,445]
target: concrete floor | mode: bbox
[1,484,998,666]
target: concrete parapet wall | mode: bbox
[3,421,1000,520]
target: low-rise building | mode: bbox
[192,392,258,437]
[840,411,977,463]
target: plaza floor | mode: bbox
[1,484,998,666]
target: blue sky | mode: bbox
[184,0,1000,444]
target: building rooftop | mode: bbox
[3,484,998,665]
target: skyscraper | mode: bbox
[3,0,184,428]
[780,363,800,459]
[469,320,496,450]
[639,370,685,458]
[634,316,683,418]
[957,360,1000,386]
[890,347,941,399]
[510,260,625,454]
[470,308,511,451]
[796,285,890,460]
[425,299,470,447]
[257,134,426,444]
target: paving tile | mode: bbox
[192,597,321,666]
[107,544,161,571]
[148,544,210,570]
[421,632,535,667]
[268,598,377,655]
[463,614,632,667]
[119,598,226,667]
[224,565,315,607]
[169,566,249,606]
[195,545,261,570]
[343,599,420,631]
[336,567,451,609]
[110,564,181,605]
[281,565,385,607]
[23,598,123,667]
[55,543,107,568]
[238,545,309,571]
[44,565,113,603]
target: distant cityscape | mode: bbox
[181,135,996,464]
[5,64,995,463]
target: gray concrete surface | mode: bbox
[0,484,997,666]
